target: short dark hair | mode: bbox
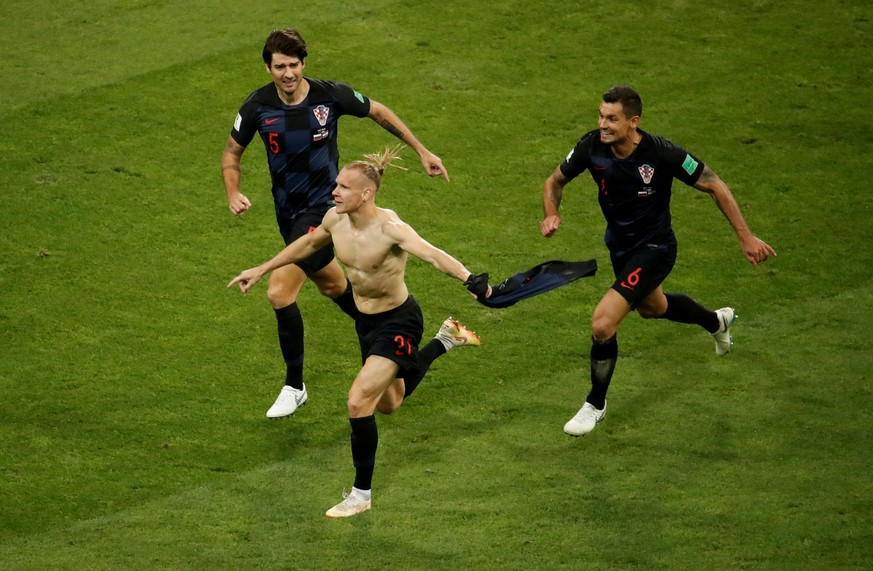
[262,29,308,65]
[602,85,642,119]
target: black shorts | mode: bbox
[355,296,425,379]
[277,205,334,275]
[610,244,676,310]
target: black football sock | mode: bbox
[402,339,446,399]
[331,279,358,319]
[350,415,378,491]
[659,292,720,333]
[275,303,304,390]
[586,335,617,410]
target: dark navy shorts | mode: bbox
[609,243,676,310]
[277,205,334,275]
[355,296,425,379]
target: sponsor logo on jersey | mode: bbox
[682,154,699,176]
[313,105,330,127]
[638,164,655,184]
[234,113,242,132]
[354,90,365,103]
[313,127,329,142]
[264,117,280,125]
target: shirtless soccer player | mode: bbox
[229,146,490,517]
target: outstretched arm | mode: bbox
[222,136,251,216]
[228,225,333,293]
[694,166,776,265]
[368,100,449,181]
[384,218,492,299]
[385,219,491,299]
[541,166,568,237]
[387,219,470,280]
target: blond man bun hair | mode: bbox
[347,143,408,191]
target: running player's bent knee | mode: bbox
[591,316,618,341]
[376,400,398,415]
[637,306,663,319]
[267,284,296,308]
[375,382,404,415]
[316,280,347,299]
[347,399,364,417]
[347,396,377,418]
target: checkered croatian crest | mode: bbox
[638,164,655,184]
[313,105,330,127]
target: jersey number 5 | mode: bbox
[268,132,280,154]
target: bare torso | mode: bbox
[324,207,411,314]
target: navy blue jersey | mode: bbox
[231,78,371,221]
[559,129,705,257]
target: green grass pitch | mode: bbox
[1,0,871,568]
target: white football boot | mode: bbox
[435,317,482,350]
[325,489,371,518]
[712,307,736,356]
[266,384,308,419]
[563,401,607,436]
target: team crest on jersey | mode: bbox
[313,105,330,127]
[638,164,655,184]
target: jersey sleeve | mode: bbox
[558,131,597,182]
[330,81,371,118]
[660,138,705,186]
[230,93,259,147]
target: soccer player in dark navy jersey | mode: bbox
[221,29,449,419]
[231,78,372,219]
[540,85,776,436]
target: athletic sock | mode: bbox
[275,303,304,390]
[586,335,617,410]
[658,293,720,333]
[402,339,446,399]
[349,415,378,491]
[331,279,358,319]
[351,487,371,501]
